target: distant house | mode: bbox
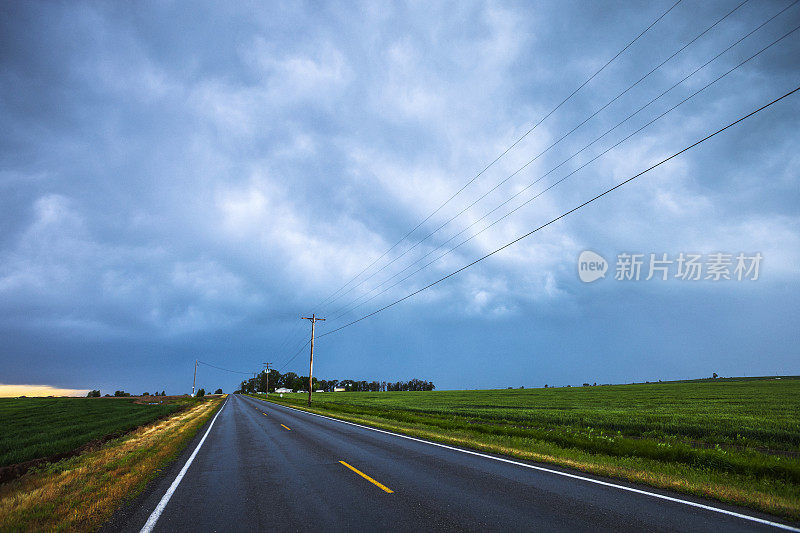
[333,387,346,392]
[274,387,292,393]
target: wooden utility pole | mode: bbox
[192,359,197,396]
[300,314,325,406]
[263,362,272,395]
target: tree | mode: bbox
[294,375,312,391]
[267,369,280,392]
[142,392,150,396]
[280,372,299,390]
[196,388,205,397]
[215,388,223,394]
[86,390,101,397]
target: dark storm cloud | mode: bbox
[1,1,798,394]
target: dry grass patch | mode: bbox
[0,397,222,532]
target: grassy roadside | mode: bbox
[250,386,800,522]
[0,396,223,532]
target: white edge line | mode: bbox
[249,395,800,532]
[139,397,227,533]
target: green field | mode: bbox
[0,397,182,467]
[257,377,800,519]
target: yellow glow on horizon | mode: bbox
[0,384,91,398]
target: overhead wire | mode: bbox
[327,4,799,321]
[197,360,254,375]
[275,3,798,373]
[276,339,311,373]
[275,2,685,372]
[309,0,683,314]
[318,0,749,317]
[318,84,800,337]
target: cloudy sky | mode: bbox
[1,0,798,395]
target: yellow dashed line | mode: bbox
[339,461,393,493]
[281,424,291,431]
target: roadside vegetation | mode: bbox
[0,396,223,532]
[0,396,190,468]
[253,377,800,520]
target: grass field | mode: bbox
[256,377,800,519]
[0,397,184,467]
[0,397,223,532]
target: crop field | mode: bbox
[259,377,800,518]
[0,397,182,467]
[0,397,223,532]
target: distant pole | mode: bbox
[301,314,325,406]
[192,359,197,396]
[263,362,272,395]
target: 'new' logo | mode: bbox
[578,251,607,283]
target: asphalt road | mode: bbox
[104,393,798,532]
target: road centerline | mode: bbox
[280,423,292,431]
[339,460,394,493]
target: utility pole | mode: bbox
[263,362,272,395]
[301,314,325,406]
[192,359,197,396]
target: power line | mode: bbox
[197,360,254,375]
[276,0,685,372]
[328,9,800,322]
[272,319,306,353]
[310,0,682,313]
[276,327,315,366]
[277,339,311,372]
[319,0,750,316]
[280,3,796,369]
[318,84,800,337]
[270,306,331,376]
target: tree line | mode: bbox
[86,389,225,397]
[235,369,434,393]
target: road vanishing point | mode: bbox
[103,394,799,532]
